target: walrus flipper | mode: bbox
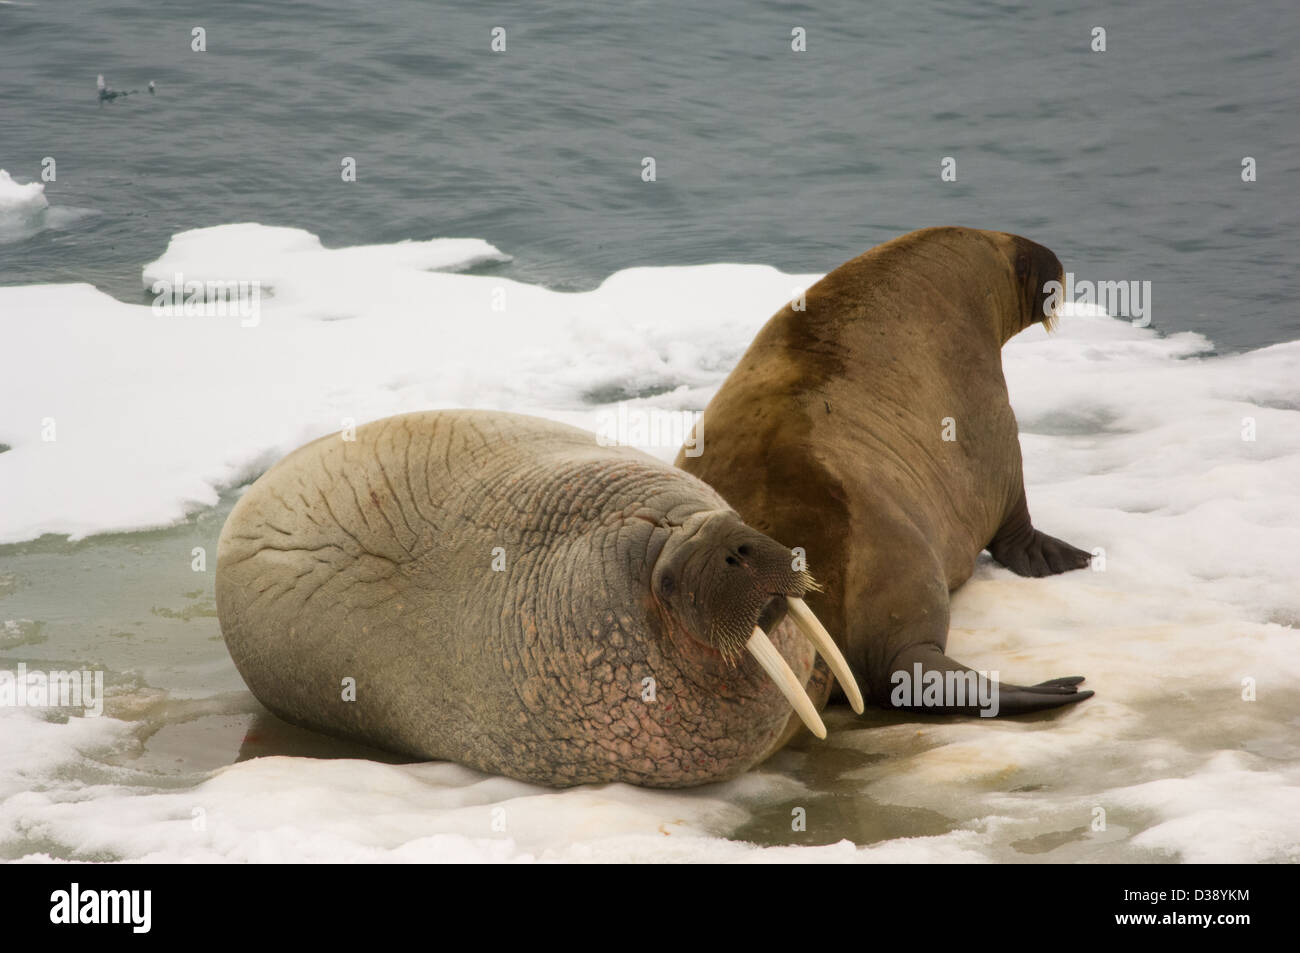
[987,489,1091,578]
[885,643,1092,717]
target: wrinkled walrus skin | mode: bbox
[217,410,842,788]
[678,227,1094,718]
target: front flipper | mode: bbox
[884,643,1092,717]
[842,520,1091,719]
[988,489,1091,578]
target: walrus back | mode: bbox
[215,411,600,759]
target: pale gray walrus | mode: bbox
[677,226,1094,722]
[216,411,862,788]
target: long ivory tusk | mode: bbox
[746,626,827,740]
[786,597,865,714]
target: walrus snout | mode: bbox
[721,530,817,591]
[651,511,864,736]
[651,513,809,656]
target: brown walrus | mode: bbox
[677,226,1094,719]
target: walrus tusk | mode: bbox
[786,597,865,714]
[746,626,827,740]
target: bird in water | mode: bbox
[96,74,138,103]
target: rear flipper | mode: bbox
[988,490,1091,578]
[882,643,1092,716]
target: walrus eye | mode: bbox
[659,573,675,597]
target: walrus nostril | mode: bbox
[737,544,751,557]
[725,555,740,567]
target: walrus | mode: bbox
[677,226,1094,719]
[216,410,862,788]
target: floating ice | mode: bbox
[0,169,94,244]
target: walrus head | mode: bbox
[985,229,1067,340]
[648,508,863,738]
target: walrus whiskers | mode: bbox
[745,626,826,739]
[787,597,865,714]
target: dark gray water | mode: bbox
[2,0,1296,350]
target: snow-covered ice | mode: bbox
[0,169,93,244]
